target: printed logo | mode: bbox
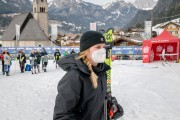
[143,46,150,53]
[101,38,104,41]
[156,45,163,52]
[167,45,173,52]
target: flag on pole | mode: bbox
[90,22,97,31]
[16,24,20,41]
[144,21,152,39]
[51,24,58,41]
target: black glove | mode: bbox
[107,96,124,120]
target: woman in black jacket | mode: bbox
[53,31,123,120]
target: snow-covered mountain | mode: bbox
[0,0,138,33]
[125,0,180,29]
[133,0,158,10]
[0,0,32,14]
[48,0,138,33]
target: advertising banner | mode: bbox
[0,46,142,55]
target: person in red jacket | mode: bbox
[0,50,5,75]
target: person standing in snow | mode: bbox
[70,49,76,54]
[30,50,38,74]
[4,51,11,76]
[53,31,123,120]
[63,49,69,56]
[35,50,41,73]
[0,50,5,75]
[41,48,48,72]
[7,52,12,74]
[17,50,26,73]
[54,49,61,68]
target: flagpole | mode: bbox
[51,24,58,48]
[15,24,20,55]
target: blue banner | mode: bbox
[0,46,142,55]
[112,46,142,55]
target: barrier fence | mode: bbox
[0,46,142,60]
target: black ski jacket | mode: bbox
[53,54,110,120]
[54,51,61,61]
[17,53,26,64]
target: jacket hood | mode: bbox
[57,54,110,75]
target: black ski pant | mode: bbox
[19,62,25,72]
[43,62,48,70]
[1,60,4,73]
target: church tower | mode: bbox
[33,0,48,37]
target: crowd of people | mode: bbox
[0,48,76,76]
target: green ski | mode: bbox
[103,28,124,120]
[104,28,114,120]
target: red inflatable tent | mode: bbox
[142,30,180,63]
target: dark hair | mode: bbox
[2,51,5,54]
[7,52,11,57]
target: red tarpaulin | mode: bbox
[142,30,180,63]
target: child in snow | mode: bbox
[54,49,61,68]
[4,51,11,76]
[53,31,123,120]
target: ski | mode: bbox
[103,28,114,120]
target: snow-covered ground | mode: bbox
[0,60,180,120]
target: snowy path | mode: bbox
[0,60,180,120]
[0,60,65,120]
[112,61,180,120]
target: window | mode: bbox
[40,7,43,12]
